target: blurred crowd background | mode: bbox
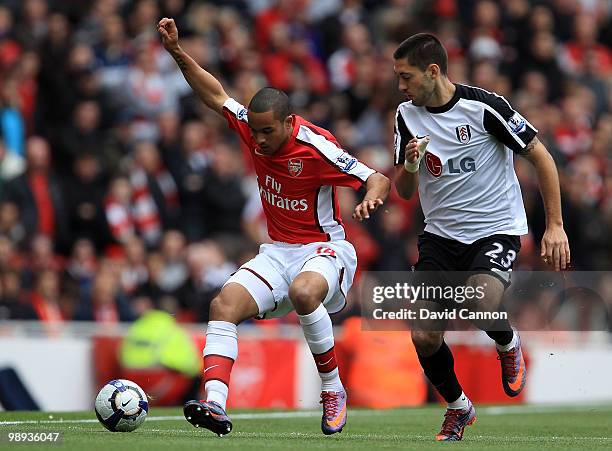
[0,0,609,329]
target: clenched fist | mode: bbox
[158,17,179,52]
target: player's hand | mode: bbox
[541,225,570,271]
[158,17,179,52]
[404,136,429,173]
[353,198,384,222]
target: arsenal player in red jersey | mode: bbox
[159,18,390,436]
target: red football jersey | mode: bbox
[222,98,376,244]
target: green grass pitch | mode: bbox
[1,404,611,450]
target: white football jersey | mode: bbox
[394,84,537,244]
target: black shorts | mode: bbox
[414,231,521,288]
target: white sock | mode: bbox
[320,367,342,392]
[448,391,470,410]
[496,331,518,352]
[205,380,229,409]
[203,321,238,410]
[298,304,343,392]
[204,321,238,358]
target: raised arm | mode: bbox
[520,137,570,271]
[158,18,229,115]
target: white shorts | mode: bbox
[223,240,357,319]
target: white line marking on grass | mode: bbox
[0,411,329,425]
[1,416,610,443]
[0,419,100,425]
[481,404,612,415]
[1,404,611,426]
[208,432,612,442]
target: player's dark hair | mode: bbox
[249,87,290,120]
[393,33,448,75]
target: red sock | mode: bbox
[203,354,234,386]
[313,347,337,374]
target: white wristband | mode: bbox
[404,136,430,173]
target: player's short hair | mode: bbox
[249,87,290,120]
[393,33,448,76]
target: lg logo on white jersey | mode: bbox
[425,153,476,177]
[449,157,476,174]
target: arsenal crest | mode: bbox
[288,158,303,177]
[455,124,471,144]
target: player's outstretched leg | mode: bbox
[298,304,347,434]
[495,329,527,397]
[184,284,259,436]
[291,272,347,435]
[467,272,527,397]
[184,319,236,437]
[412,331,476,441]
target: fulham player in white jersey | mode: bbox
[158,18,390,436]
[392,34,570,441]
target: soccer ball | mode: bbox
[94,379,149,432]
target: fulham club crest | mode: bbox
[455,124,471,144]
[288,158,303,177]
